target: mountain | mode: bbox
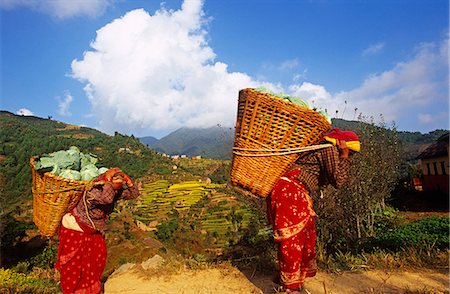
[139,136,159,146]
[142,119,448,161]
[143,126,235,160]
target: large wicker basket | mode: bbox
[30,156,89,238]
[230,88,332,198]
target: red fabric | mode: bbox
[55,226,107,294]
[323,127,359,142]
[267,169,317,289]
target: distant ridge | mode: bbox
[141,119,448,161]
[141,126,235,160]
[139,136,159,146]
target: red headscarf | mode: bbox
[323,128,360,152]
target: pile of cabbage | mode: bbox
[34,146,108,181]
[253,86,331,123]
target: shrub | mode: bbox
[372,216,449,251]
[373,206,405,235]
[156,218,179,242]
[30,245,58,269]
[13,261,30,274]
[209,163,230,184]
[154,166,172,175]
[0,215,36,249]
[0,268,58,294]
[315,117,401,253]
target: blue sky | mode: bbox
[1,0,448,138]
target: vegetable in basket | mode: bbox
[253,86,331,123]
[34,146,107,181]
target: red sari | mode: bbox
[267,169,317,290]
[55,225,107,294]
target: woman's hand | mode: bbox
[116,173,134,188]
[337,139,350,159]
[102,168,133,190]
[103,168,123,182]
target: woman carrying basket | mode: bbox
[55,168,140,294]
[267,128,360,293]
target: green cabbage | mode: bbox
[48,150,77,170]
[80,153,98,169]
[34,156,55,171]
[34,146,107,181]
[51,164,60,176]
[59,169,81,181]
[289,97,309,108]
[253,87,330,123]
[80,164,100,181]
[98,167,109,175]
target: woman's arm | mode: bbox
[88,182,116,205]
[89,168,140,204]
[321,140,351,188]
[118,181,140,200]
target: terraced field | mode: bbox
[133,179,257,246]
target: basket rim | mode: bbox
[30,156,89,185]
[240,87,332,129]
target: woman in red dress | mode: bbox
[55,168,140,294]
[267,128,360,293]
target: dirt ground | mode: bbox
[104,259,449,294]
[104,206,450,294]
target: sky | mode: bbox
[1,0,449,138]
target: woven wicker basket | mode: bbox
[230,88,332,198]
[30,156,89,238]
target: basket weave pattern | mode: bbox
[230,88,332,198]
[30,156,88,238]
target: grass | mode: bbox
[317,246,449,273]
[0,267,60,294]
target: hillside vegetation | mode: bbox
[0,111,448,293]
[0,111,173,208]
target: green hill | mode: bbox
[0,111,172,209]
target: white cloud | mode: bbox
[70,0,448,135]
[72,0,266,135]
[0,0,112,19]
[279,58,299,71]
[418,113,433,123]
[362,42,385,57]
[288,35,448,130]
[292,69,308,83]
[289,82,333,112]
[16,108,34,116]
[56,91,74,116]
[344,38,447,125]
[418,112,449,126]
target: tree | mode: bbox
[315,115,401,252]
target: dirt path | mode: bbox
[104,259,449,294]
[250,269,449,294]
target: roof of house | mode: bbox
[417,132,449,159]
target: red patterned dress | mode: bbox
[55,180,139,294]
[267,146,351,290]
